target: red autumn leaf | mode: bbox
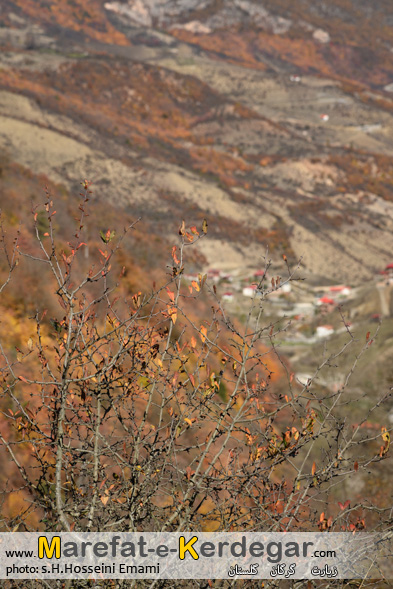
[166,288,175,302]
[171,246,180,265]
[338,500,350,510]
[366,331,370,342]
[354,461,359,472]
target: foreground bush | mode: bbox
[0,184,391,586]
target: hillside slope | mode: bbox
[1,0,393,282]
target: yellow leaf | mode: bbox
[311,462,316,476]
[200,325,207,343]
[191,280,200,292]
[168,306,177,324]
[27,338,33,351]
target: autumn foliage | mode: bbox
[0,183,391,554]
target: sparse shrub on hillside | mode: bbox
[0,183,392,587]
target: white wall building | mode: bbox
[242,285,258,297]
[316,325,334,339]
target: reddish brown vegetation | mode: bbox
[329,152,393,201]
[6,0,129,45]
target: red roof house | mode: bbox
[317,296,335,306]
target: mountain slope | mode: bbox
[1,0,393,282]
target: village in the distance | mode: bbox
[184,260,393,415]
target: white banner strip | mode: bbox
[0,532,392,579]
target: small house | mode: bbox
[316,325,334,339]
[329,285,351,297]
[316,296,335,306]
[243,285,258,297]
[207,269,221,282]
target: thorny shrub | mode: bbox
[0,182,392,588]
